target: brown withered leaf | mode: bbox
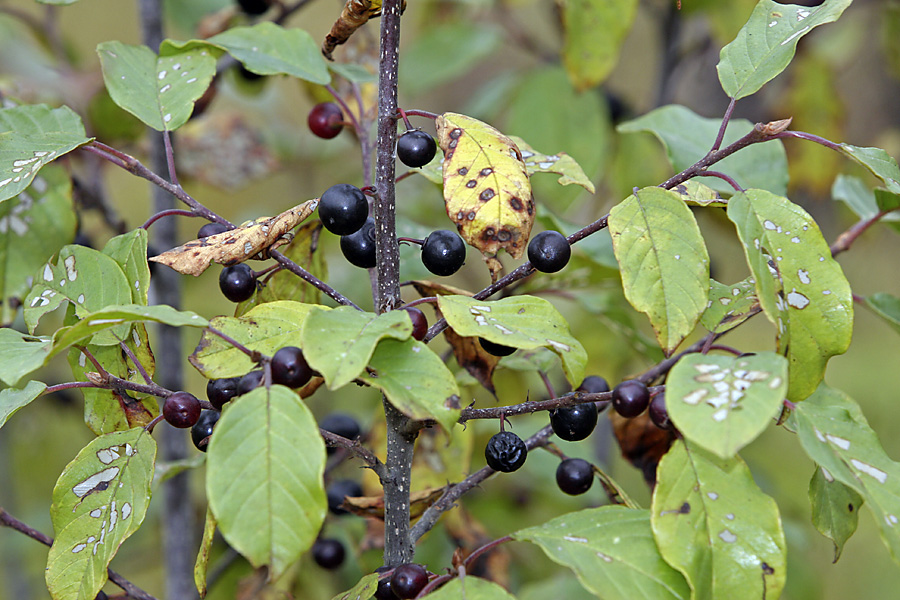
[149,200,318,276]
[610,410,676,487]
[322,0,407,60]
[340,486,444,519]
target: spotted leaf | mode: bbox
[102,229,151,305]
[436,112,534,259]
[666,352,787,459]
[700,277,758,334]
[651,440,787,600]
[671,180,726,208]
[510,136,595,193]
[727,189,852,401]
[809,466,863,562]
[46,428,156,600]
[790,385,900,565]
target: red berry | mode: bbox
[163,392,201,428]
[308,102,344,139]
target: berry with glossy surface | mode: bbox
[549,403,598,441]
[649,393,672,430]
[612,379,651,418]
[396,130,437,168]
[198,222,229,239]
[308,102,344,139]
[319,184,368,236]
[206,377,240,410]
[238,370,264,395]
[485,431,527,472]
[374,567,394,600]
[191,410,220,452]
[340,218,376,268]
[271,346,312,388]
[479,337,516,357]
[390,563,429,599]
[577,375,610,394]
[320,413,361,455]
[556,458,594,495]
[327,479,363,515]
[312,538,346,570]
[236,0,270,15]
[219,263,256,302]
[421,230,466,276]
[404,307,428,341]
[163,392,201,428]
[528,230,571,273]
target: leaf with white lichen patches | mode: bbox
[700,277,758,334]
[510,136,595,193]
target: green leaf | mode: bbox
[190,301,317,379]
[207,22,329,83]
[301,307,411,390]
[0,104,92,202]
[618,105,789,196]
[717,0,853,99]
[651,440,787,600]
[328,62,377,84]
[665,352,787,458]
[46,429,157,600]
[790,385,900,564]
[437,295,587,386]
[24,245,133,345]
[727,190,853,401]
[671,180,727,207]
[331,574,378,600]
[510,136,595,193]
[97,41,217,132]
[194,508,216,598]
[249,222,327,307]
[840,144,900,194]
[425,576,518,600]
[0,166,76,324]
[360,339,461,433]
[864,293,900,334]
[0,380,46,429]
[609,187,710,355]
[809,466,862,562]
[102,229,151,305]
[514,506,691,600]
[0,328,52,386]
[700,277,758,333]
[832,174,880,220]
[561,0,638,91]
[206,385,326,579]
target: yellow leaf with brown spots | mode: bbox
[149,200,318,276]
[436,112,534,259]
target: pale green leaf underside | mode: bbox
[426,576,518,600]
[809,466,863,562]
[0,328,52,387]
[865,293,900,335]
[0,380,47,429]
[841,144,900,195]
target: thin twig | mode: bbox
[710,97,736,153]
[204,327,263,362]
[269,250,362,309]
[120,341,154,384]
[320,430,387,479]
[141,209,196,230]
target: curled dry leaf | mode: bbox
[322,0,407,60]
[757,117,793,136]
[149,200,318,276]
[341,486,444,519]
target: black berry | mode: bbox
[556,458,594,495]
[238,370,264,395]
[612,379,650,418]
[319,184,368,236]
[236,0,270,15]
[577,375,610,395]
[485,431,527,472]
[649,393,672,430]
[396,130,437,168]
[340,218,377,268]
[549,403,598,441]
[478,337,516,357]
[206,377,240,410]
[327,479,363,515]
[198,222,229,239]
[95,592,109,600]
[271,346,312,388]
[191,410,220,452]
[390,563,429,599]
[308,102,344,139]
[405,307,428,341]
[527,230,571,273]
[374,567,395,600]
[163,392,201,428]
[219,264,256,303]
[421,230,466,276]
[312,538,346,570]
[320,413,361,455]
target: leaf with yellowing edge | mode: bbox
[149,200,317,276]
[436,113,534,259]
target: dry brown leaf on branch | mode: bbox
[149,199,318,276]
[322,0,407,60]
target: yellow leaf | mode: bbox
[436,112,535,259]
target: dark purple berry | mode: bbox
[308,102,344,139]
[577,375,610,395]
[327,479,363,515]
[198,222,229,239]
[206,377,240,410]
[163,392,201,428]
[396,130,437,168]
[374,567,395,600]
[312,538,346,570]
[390,563,429,599]
[271,346,312,388]
[236,0,271,15]
[219,263,256,303]
[405,307,428,341]
[556,458,594,495]
[527,230,571,273]
[485,431,527,472]
[320,413,361,455]
[238,370,264,395]
[421,230,466,276]
[549,403,598,441]
[191,410,220,452]
[649,393,672,430]
[612,379,650,418]
[478,337,516,357]
[319,184,368,236]
[340,218,376,268]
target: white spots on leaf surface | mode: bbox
[887,515,898,526]
[786,290,810,309]
[821,466,834,482]
[718,529,737,543]
[121,502,132,520]
[781,26,811,46]
[707,491,719,500]
[64,255,77,281]
[596,552,613,563]
[851,459,887,483]
[797,269,810,284]
[563,535,588,543]
[546,339,571,353]
[797,9,810,20]
[77,294,85,304]
[43,265,53,282]
[72,467,119,498]
[824,434,850,450]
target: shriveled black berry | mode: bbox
[191,410,220,452]
[528,230,571,273]
[612,379,650,418]
[198,222,229,239]
[271,346,312,388]
[327,479,363,515]
[163,392,201,428]
[485,431,527,472]
[340,218,376,268]
[320,413,361,455]
[577,375,610,395]
[549,403,598,441]
[236,0,271,15]
[396,130,437,168]
[219,263,256,303]
[390,563,429,599]
[238,370,264,395]
[421,230,466,276]
[649,393,672,430]
[312,538,346,570]
[207,377,240,410]
[556,458,594,495]
[319,184,368,236]
[479,337,516,357]
[308,102,344,139]
[405,307,428,341]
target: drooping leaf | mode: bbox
[194,509,216,598]
[840,144,900,195]
[0,328,52,386]
[206,385,326,579]
[717,0,853,99]
[727,190,853,401]
[437,294,587,386]
[864,293,900,335]
[208,22,329,83]
[97,41,217,132]
[0,104,92,202]
[561,0,638,91]
[809,466,863,562]
[671,180,727,207]
[514,506,691,600]
[665,352,787,458]
[331,573,378,600]
[102,229,151,305]
[609,187,710,355]
[700,277,758,333]
[436,112,534,259]
[510,136,595,193]
[0,380,47,429]
[618,105,789,196]
[46,429,156,600]
[651,440,787,600]
[425,576,518,600]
